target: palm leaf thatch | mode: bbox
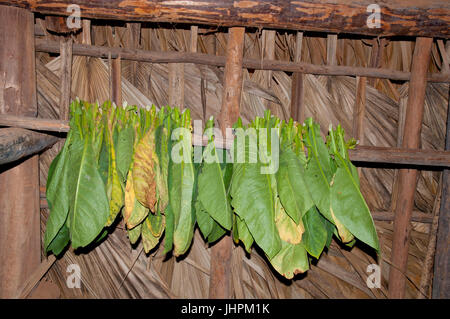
[36,24,448,299]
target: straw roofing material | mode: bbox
[36,25,448,299]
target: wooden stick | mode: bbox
[111,57,122,106]
[34,39,450,83]
[353,76,367,144]
[210,27,245,299]
[389,37,433,299]
[417,175,442,298]
[432,87,450,299]
[5,0,450,38]
[0,128,58,165]
[2,114,450,168]
[291,32,304,123]
[59,38,73,121]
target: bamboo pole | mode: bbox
[34,39,450,83]
[210,27,245,299]
[0,5,40,298]
[388,37,433,299]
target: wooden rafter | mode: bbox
[35,39,450,83]
[3,0,450,37]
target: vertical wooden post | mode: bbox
[291,31,304,123]
[262,30,278,116]
[59,38,73,120]
[388,37,433,299]
[126,22,141,87]
[353,76,367,144]
[0,5,40,298]
[210,27,245,299]
[111,57,122,106]
[326,34,337,91]
[432,87,450,299]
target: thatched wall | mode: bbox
[36,21,448,298]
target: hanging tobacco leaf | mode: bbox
[197,121,232,230]
[276,147,313,224]
[44,134,71,253]
[67,135,109,249]
[301,206,327,258]
[133,127,158,212]
[231,128,281,259]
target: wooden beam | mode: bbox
[210,27,245,299]
[388,37,433,299]
[0,5,40,298]
[4,0,450,37]
[2,114,450,168]
[432,87,450,299]
[0,128,58,165]
[35,39,450,83]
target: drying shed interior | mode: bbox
[0,0,449,299]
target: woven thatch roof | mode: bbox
[36,22,448,299]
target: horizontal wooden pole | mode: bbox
[35,39,450,83]
[0,114,69,133]
[4,0,450,38]
[2,114,450,168]
[0,128,58,165]
[347,145,450,168]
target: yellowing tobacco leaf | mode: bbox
[142,217,161,253]
[275,198,304,245]
[330,206,354,243]
[133,129,158,212]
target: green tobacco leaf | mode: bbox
[148,208,165,237]
[331,160,379,251]
[207,222,226,244]
[277,148,313,223]
[67,138,109,249]
[133,128,158,211]
[231,130,281,259]
[198,143,232,230]
[195,199,214,239]
[127,223,142,245]
[127,197,149,230]
[142,217,161,253]
[44,139,71,252]
[116,126,135,181]
[304,121,333,222]
[155,126,169,212]
[163,203,174,254]
[269,241,309,280]
[170,157,195,257]
[302,206,327,258]
[235,214,253,253]
[46,223,70,256]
